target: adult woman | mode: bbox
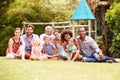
[53,30,67,59]
[6,28,25,60]
[61,30,82,61]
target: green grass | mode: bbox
[0,57,120,80]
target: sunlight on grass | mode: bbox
[0,57,120,80]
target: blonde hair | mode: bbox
[44,35,50,40]
[32,38,40,46]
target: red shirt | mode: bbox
[12,38,22,53]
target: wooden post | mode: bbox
[88,20,91,37]
[95,20,97,40]
[22,22,26,35]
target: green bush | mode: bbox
[0,26,14,56]
[0,0,78,56]
[106,1,120,58]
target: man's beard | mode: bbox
[27,32,32,36]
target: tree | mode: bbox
[0,0,15,56]
[106,0,120,58]
[0,0,79,56]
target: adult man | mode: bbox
[77,27,116,62]
[40,26,55,44]
[22,24,39,59]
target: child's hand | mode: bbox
[65,49,69,53]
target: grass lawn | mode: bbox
[0,57,120,80]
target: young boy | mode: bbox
[42,35,59,60]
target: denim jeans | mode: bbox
[82,52,99,62]
[82,52,116,62]
[101,56,116,62]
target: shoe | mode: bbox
[106,60,113,63]
[115,59,120,63]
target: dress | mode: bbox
[32,46,40,57]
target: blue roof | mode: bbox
[70,0,95,20]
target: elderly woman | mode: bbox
[6,28,25,60]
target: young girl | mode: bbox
[66,38,82,61]
[6,28,25,60]
[30,38,47,60]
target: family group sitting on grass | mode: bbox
[6,24,119,63]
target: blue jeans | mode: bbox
[83,52,99,62]
[83,52,116,62]
[101,56,116,62]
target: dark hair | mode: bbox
[25,24,34,29]
[78,27,86,32]
[53,30,59,35]
[61,30,73,43]
[15,28,21,31]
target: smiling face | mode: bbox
[78,27,86,40]
[68,38,74,46]
[26,27,33,36]
[14,28,21,37]
[64,33,71,42]
[44,35,50,45]
[45,28,52,36]
[54,31,61,40]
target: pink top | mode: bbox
[32,47,40,57]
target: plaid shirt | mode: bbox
[77,36,101,56]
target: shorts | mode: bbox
[60,51,68,57]
[6,54,16,59]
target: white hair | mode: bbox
[45,26,52,31]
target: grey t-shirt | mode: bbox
[43,43,55,55]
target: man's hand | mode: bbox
[98,52,104,61]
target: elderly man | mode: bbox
[40,26,55,44]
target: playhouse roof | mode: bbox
[70,0,96,20]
